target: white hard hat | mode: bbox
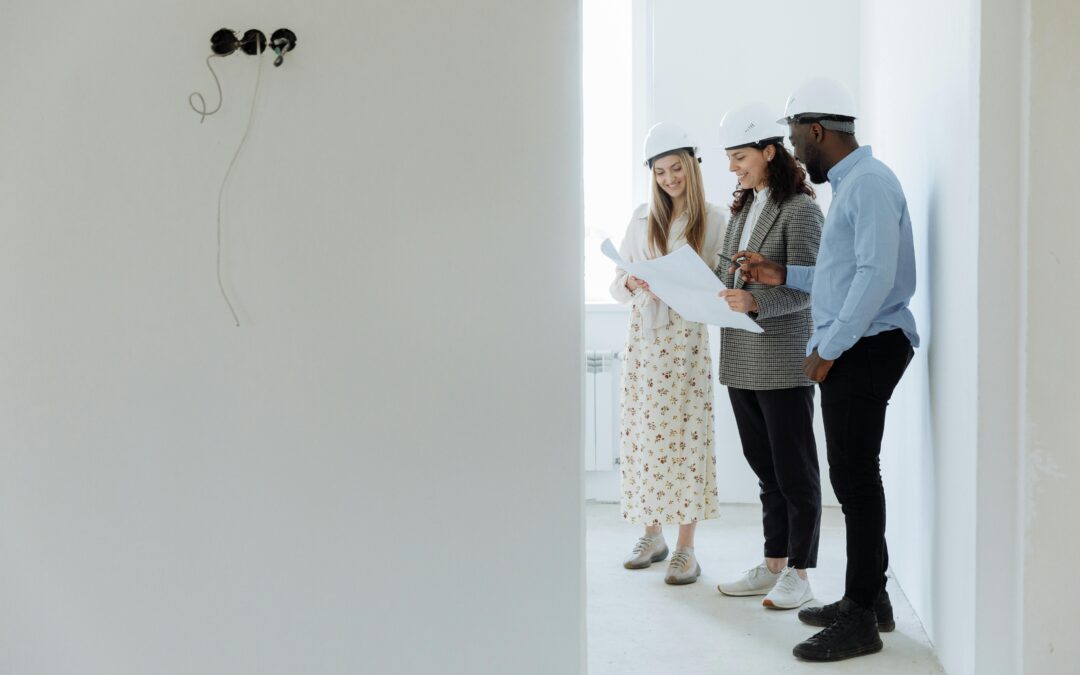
[778,77,857,124]
[719,102,785,150]
[642,122,698,167]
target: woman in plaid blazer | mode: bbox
[711,103,825,610]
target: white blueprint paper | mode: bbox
[602,239,764,333]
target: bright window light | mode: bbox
[583,0,634,304]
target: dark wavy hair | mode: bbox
[729,141,815,216]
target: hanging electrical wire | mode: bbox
[213,48,266,327]
[188,54,226,123]
[189,27,295,326]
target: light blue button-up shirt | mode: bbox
[784,146,919,360]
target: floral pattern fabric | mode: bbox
[619,305,719,525]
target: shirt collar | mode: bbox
[827,145,872,191]
[751,186,770,210]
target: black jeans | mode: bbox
[819,329,914,609]
[728,386,821,569]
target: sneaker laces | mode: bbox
[669,549,692,570]
[812,605,860,642]
[631,536,657,554]
[774,567,803,594]
[742,563,770,581]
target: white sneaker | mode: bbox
[664,547,701,585]
[623,535,669,570]
[762,567,813,609]
[717,562,781,596]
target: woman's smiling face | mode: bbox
[726,145,773,191]
[652,154,687,200]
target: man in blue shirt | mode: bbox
[735,78,919,663]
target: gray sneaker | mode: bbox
[717,562,781,596]
[623,535,669,569]
[664,547,701,585]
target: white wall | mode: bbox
[976,1,1025,672]
[584,305,631,501]
[1021,0,1080,671]
[0,2,584,674]
[642,0,861,213]
[858,2,982,673]
[854,2,1080,674]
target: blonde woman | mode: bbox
[609,122,726,585]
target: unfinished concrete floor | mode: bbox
[587,502,946,674]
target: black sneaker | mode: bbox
[798,588,895,632]
[793,597,883,662]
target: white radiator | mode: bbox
[585,350,621,471]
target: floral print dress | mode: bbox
[610,202,724,526]
[619,306,719,525]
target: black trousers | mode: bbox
[819,329,914,609]
[728,385,821,569]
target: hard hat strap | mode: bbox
[791,115,855,135]
[647,147,697,168]
[818,119,855,134]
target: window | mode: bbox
[583,0,635,304]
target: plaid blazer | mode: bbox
[714,192,823,390]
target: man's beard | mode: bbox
[803,148,827,184]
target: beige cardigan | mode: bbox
[609,201,727,336]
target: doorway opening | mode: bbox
[581,2,941,672]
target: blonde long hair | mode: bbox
[647,149,707,257]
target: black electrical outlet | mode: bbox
[270,28,297,67]
[210,28,239,55]
[239,29,267,55]
[270,28,297,53]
